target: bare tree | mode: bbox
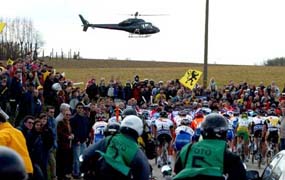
[0,17,44,60]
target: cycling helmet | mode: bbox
[241,112,248,119]
[194,111,204,118]
[120,115,143,136]
[201,113,228,140]
[160,111,168,118]
[178,110,187,116]
[141,110,150,120]
[180,118,190,126]
[161,165,172,177]
[104,122,120,136]
[122,108,137,118]
[0,146,27,180]
[222,113,230,119]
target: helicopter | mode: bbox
[79,12,160,38]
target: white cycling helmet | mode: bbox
[120,115,143,136]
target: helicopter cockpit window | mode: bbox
[141,23,153,29]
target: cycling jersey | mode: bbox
[92,121,108,143]
[155,118,173,136]
[265,116,280,132]
[174,126,194,149]
[155,118,173,145]
[237,117,251,132]
[252,116,264,133]
[190,117,204,131]
[237,117,251,141]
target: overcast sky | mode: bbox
[1,0,285,65]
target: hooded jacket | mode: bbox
[0,122,33,174]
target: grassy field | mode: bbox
[44,58,284,89]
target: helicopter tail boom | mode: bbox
[79,14,89,32]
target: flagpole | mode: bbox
[203,0,209,88]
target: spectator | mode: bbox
[0,77,9,113]
[29,119,47,179]
[70,102,89,179]
[280,104,285,150]
[17,115,34,143]
[98,77,107,97]
[123,81,133,102]
[46,106,57,180]
[0,108,33,176]
[9,68,23,126]
[86,78,99,102]
[55,103,71,126]
[57,110,73,180]
[31,113,53,180]
[69,89,79,112]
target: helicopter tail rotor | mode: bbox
[79,14,89,32]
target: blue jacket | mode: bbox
[70,114,89,143]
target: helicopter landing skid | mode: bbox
[128,34,151,38]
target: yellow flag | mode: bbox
[7,58,14,66]
[0,23,6,33]
[179,69,202,89]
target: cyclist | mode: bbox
[264,110,281,154]
[173,118,194,154]
[92,114,108,143]
[223,113,235,152]
[104,122,120,137]
[236,112,251,161]
[190,111,205,131]
[250,111,265,156]
[153,111,174,167]
[174,113,247,180]
[174,110,191,127]
[81,115,150,180]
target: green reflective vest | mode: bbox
[174,139,226,180]
[96,133,139,176]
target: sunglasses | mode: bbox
[26,121,34,124]
[65,114,71,116]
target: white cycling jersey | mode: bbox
[155,118,173,136]
[92,121,108,135]
[252,116,264,132]
[92,121,108,143]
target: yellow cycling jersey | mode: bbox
[265,116,280,131]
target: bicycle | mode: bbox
[156,133,172,167]
[236,135,245,162]
[266,141,278,165]
[252,136,263,168]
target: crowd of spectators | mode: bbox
[0,57,285,179]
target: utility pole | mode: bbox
[203,0,209,88]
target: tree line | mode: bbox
[264,57,285,66]
[0,17,43,60]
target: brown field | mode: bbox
[43,58,285,89]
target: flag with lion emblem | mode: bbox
[179,69,202,89]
